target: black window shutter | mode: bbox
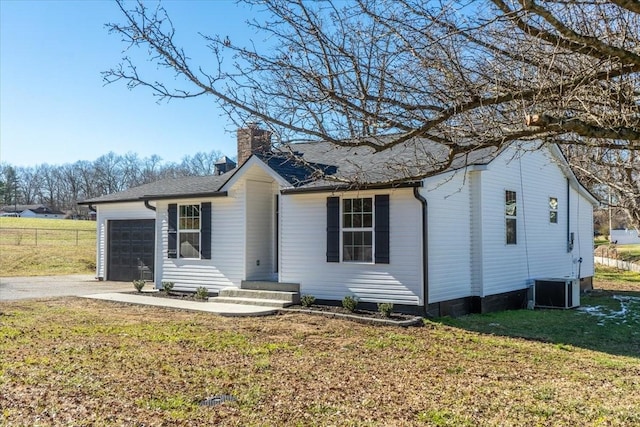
[200,202,212,259]
[167,203,177,258]
[375,195,390,264]
[326,197,340,262]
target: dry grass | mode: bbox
[0,218,95,276]
[2,293,639,426]
[615,244,640,263]
[1,225,639,425]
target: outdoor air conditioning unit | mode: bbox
[534,278,580,309]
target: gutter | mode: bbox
[567,178,573,252]
[281,181,421,195]
[142,191,228,202]
[413,185,429,317]
[77,191,228,206]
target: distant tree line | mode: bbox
[0,149,225,217]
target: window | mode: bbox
[549,197,558,224]
[326,195,388,264]
[168,202,211,260]
[505,190,517,245]
[179,204,200,258]
[343,198,373,262]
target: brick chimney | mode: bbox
[237,123,272,166]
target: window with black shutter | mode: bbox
[168,202,212,259]
[326,197,340,262]
[326,195,389,264]
[168,204,177,258]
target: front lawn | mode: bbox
[2,292,639,426]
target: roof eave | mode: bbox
[142,191,228,201]
[78,191,228,205]
[280,181,421,195]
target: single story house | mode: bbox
[19,206,66,219]
[80,126,597,316]
[0,204,66,219]
[610,229,640,245]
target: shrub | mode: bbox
[300,294,316,307]
[195,286,209,300]
[133,280,145,293]
[161,281,174,293]
[342,295,358,312]
[377,302,394,318]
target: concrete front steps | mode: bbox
[215,281,300,308]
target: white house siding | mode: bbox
[478,145,592,297]
[156,164,281,292]
[156,195,244,292]
[245,180,276,280]
[469,170,484,297]
[420,170,473,304]
[572,186,595,278]
[280,188,423,305]
[95,202,155,280]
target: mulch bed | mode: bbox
[127,289,422,325]
[286,303,418,321]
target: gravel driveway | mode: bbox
[0,275,133,301]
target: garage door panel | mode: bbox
[108,219,155,282]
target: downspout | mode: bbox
[143,199,157,288]
[413,186,429,317]
[566,179,573,253]
[144,200,156,211]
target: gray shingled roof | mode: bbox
[268,137,501,190]
[81,173,231,204]
[81,136,503,204]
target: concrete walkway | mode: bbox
[82,292,278,317]
[0,275,132,301]
[0,275,277,317]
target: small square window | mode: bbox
[549,197,558,224]
[505,191,517,216]
[506,218,517,245]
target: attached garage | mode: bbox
[107,219,155,282]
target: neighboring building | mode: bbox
[610,229,640,245]
[0,204,65,219]
[80,126,596,316]
[19,206,66,219]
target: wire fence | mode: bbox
[0,228,95,246]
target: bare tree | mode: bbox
[18,167,41,205]
[179,150,224,176]
[564,144,640,231]
[103,0,640,226]
[104,1,638,149]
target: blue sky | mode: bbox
[1,0,264,168]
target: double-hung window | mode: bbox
[342,198,373,262]
[505,190,517,245]
[178,204,201,258]
[326,195,388,264]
